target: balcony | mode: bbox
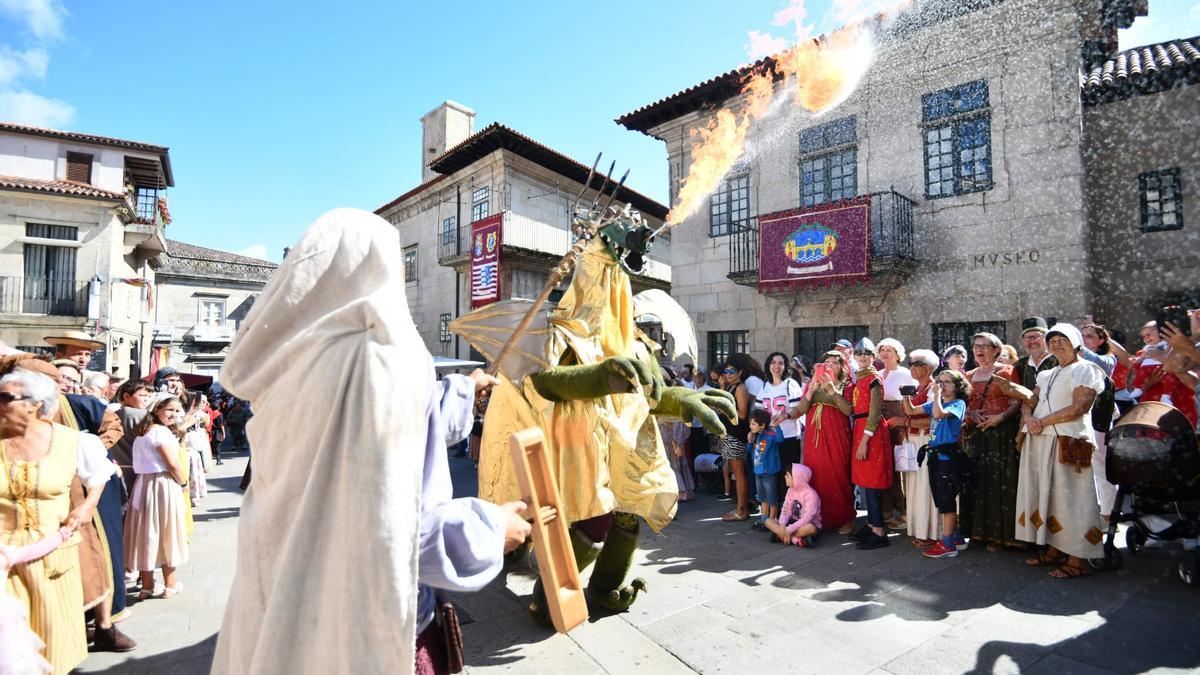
[438,211,671,284]
[151,324,174,342]
[0,276,89,316]
[728,189,919,292]
[184,321,236,344]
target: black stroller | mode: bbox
[1098,401,1200,586]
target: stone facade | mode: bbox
[620,0,1195,367]
[378,105,671,361]
[152,240,276,380]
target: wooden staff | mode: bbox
[509,428,587,633]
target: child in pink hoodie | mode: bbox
[765,464,822,547]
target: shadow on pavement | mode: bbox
[89,633,216,674]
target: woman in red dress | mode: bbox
[792,350,855,533]
[848,338,893,550]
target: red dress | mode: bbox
[801,382,855,528]
[850,372,893,489]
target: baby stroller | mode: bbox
[1099,402,1200,586]
[693,452,725,494]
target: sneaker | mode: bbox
[768,533,782,544]
[856,531,890,550]
[923,540,959,559]
[717,493,734,502]
[92,625,137,652]
[954,535,969,551]
[799,535,815,548]
[848,525,871,542]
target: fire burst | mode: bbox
[665,1,912,227]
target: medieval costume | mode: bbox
[904,378,941,543]
[966,364,1023,547]
[794,364,855,530]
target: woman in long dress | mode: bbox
[1,369,113,675]
[792,351,855,533]
[903,350,941,547]
[965,333,1023,551]
[1015,324,1106,579]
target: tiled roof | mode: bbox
[1083,36,1200,104]
[165,240,277,268]
[0,121,174,187]
[425,123,668,219]
[0,174,127,201]
[374,173,449,215]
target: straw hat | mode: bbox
[43,329,103,351]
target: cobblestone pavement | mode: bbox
[79,450,1200,674]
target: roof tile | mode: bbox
[1083,36,1200,104]
[0,174,126,201]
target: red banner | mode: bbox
[758,196,871,292]
[470,213,503,308]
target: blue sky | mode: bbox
[1,0,1196,262]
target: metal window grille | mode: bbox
[930,321,1007,370]
[439,313,452,343]
[709,174,750,237]
[20,224,80,315]
[793,326,869,367]
[1139,168,1183,232]
[922,80,993,198]
[472,187,490,222]
[404,246,418,282]
[441,215,457,245]
[708,330,749,371]
[135,187,158,221]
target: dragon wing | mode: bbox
[632,288,697,363]
[448,298,554,382]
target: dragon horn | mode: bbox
[600,169,630,215]
[589,160,616,212]
[569,152,602,216]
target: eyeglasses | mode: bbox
[0,392,31,404]
[853,350,873,356]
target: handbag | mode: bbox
[438,596,465,673]
[893,441,918,472]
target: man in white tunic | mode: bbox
[1015,323,1106,578]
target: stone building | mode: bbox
[616,0,1196,368]
[150,240,277,380]
[376,102,671,360]
[0,122,173,376]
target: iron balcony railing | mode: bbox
[0,276,89,316]
[728,189,917,281]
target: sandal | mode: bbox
[162,582,183,599]
[911,539,934,549]
[1049,563,1091,579]
[1024,550,1067,567]
[722,511,749,522]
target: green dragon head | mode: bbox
[592,204,655,276]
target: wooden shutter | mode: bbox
[66,152,93,184]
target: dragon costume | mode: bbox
[452,204,733,622]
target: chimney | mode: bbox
[420,101,476,182]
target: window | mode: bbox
[135,187,158,221]
[22,224,78,315]
[404,245,418,282]
[1140,168,1183,232]
[709,173,750,237]
[708,330,749,371]
[441,215,457,245]
[794,325,869,366]
[199,298,226,326]
[931,321,1007,370]
[799,116,858,207]
[439,313,452,343]
[922,80,992,198]
[471,187,490,222]
[66,152,92,184]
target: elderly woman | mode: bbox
[1,369,115,674]
[965,332,1023,551]
[942,345,968,373]
[902,349,941,547]
[792,350,855,532]
[1014,324,1107,579]
[877,338,916,530]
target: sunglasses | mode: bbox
[853,350,873,356]
[721,368,737,374]
[0,392,32,404]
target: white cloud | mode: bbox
[0,46,47,84]
[236,245,270,260]
[745,30,790,59]
[1118,0,1200,49]
[0,0,66,41]
[0,88,74,126]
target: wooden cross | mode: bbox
[508,428,588,633]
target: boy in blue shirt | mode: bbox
[748,408,783,530]
[903,369,971,559]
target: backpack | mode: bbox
[1091,373,1117,432]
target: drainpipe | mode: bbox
[455,184,462,358]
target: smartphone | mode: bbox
[812,362,834,383]
[899,384,918,396]
[1157,304,1192,337]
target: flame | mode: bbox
[664,0,911,226]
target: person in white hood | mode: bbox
[211,208,529,675]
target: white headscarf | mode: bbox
[212,208,433,675]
